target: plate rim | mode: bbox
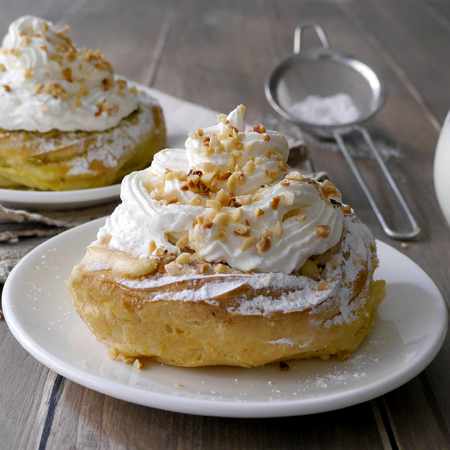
[0,183,121,204]
[3,218,448,417]
[0,80,155,209]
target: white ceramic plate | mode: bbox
[0,184,121,210]
[3,218,448,417]
[0,86,217,210]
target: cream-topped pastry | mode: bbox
[0,15,137,132]
[99,105,343,273]
[70,105,385,368]
[0,16,166,191]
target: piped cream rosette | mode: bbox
[69,105,385,367]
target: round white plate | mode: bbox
[3,218,448,417]
[0,184,121,210]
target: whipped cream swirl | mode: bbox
[98,105,344,274]
[0,16,138,132]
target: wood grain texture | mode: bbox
[0,0,450,449]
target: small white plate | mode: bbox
[0,86,218,210]
[3,218,448,417]
[0,184,121,210]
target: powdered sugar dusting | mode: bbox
[101,216,376,324]
[269,338,294,347]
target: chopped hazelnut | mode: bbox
[253,123,266,133]
[214,263,230,273]
[176,252,192,265]
[341,205,353,216]
[62,67,73,82]
[241,236,257,251]
[256,235,272,254]
[233,225,250,237]
[24,68,33,80]
[315,225,330,238]
[176,233,189,250]
[271,196,281,210]
[148,240,156,253]
[213,212,229,227]
[165,261,184,276]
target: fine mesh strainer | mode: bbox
[265,23,420,240]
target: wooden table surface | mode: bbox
[1,0,449,449]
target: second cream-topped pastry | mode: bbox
[70,105,385,367]
[0,16,165,190]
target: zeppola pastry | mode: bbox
[0,16,165,190]
[69,105,385,367]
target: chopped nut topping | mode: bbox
[255,208,265,217]
[217,170,232,181]
[84,49,112,71]
[341,205,353,216]
[206,199,221,210]
[3,84,11,93]
[44,82,68,99]
[321,180,339,199]
[282,208,305,222]
[253,123,266,133]
[24,68,33,80]
[62,67,73,82]
[165,261,184,276]
[271,196,281,210]
[213,212,229,227]
[148,240,156,253]
[214,263,231,273]
[241,236,257,251]
[175,233,189,250]
[216,189,231,206]
[101,77,113,91]
[315,225,330,238]
[198,262,211,274]
[263,134,271,142]
[256,234,272,253]
[233,225,250,237]
[176,252,192,265]
[95,100,119,117]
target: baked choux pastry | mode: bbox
[69,105,385,367]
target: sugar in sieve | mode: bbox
[265,23,420,240]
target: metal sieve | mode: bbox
[265,23,420,240]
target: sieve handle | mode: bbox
[293,24,330,54]
[334,127,421,240]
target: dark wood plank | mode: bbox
[62,0,172,84]
[45,380,384,450]
[0,3,90,449]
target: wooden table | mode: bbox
[1,1,449,448]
